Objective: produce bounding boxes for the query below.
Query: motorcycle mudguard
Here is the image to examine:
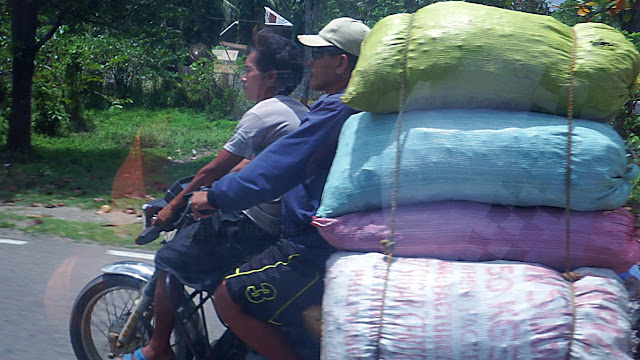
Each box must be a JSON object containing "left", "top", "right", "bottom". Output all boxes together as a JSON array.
[{"left": 101, "top": 261, "right": 155, "bottom": 283}]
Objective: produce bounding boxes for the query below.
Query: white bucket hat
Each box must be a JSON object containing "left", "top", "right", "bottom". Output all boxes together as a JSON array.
[{"left": 297, "top": 17, "right": 370, "bottom": 57}]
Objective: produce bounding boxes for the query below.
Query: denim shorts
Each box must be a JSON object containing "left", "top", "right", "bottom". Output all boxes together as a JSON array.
[{"left": 155, "top": 210, "right": 279, "bottom": 291}]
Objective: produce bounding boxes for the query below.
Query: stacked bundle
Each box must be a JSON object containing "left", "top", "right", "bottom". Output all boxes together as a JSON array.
[
  {"left": 312, "top": 110, "right": 640, "bottom": 272},
  {"left": 322, "top": 252, "right": 631, "bottom": 358},
  {"left": 313, "top": 2, "right": 640, "bottom": 357}
]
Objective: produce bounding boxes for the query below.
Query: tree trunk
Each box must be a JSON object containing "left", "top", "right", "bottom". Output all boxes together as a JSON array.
[
  {"left": 6, "top": 0, "right": 39, "bottom": 152},
  {"left": 622, "top": 9, "right": 640, "bottom": 33},
  {"left": 299, "top": 0, "right": 317, "bottom": 106},
  {"left": 237, "top": 0, "right": 265, "bottom": 46},
  {"left": 66, "top": 55, "right": 87, "bottom": 132}
]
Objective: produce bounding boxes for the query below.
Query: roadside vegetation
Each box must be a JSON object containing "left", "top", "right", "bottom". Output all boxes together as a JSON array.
[
  {"left": 0, "top": 108, "right": 238, "bottom": 245},
  {"left": 3, "top": 0, "right": 640, "bottom": 242},
  {"left": 0, "top": 108, "right": 238, "bottom": 207}
]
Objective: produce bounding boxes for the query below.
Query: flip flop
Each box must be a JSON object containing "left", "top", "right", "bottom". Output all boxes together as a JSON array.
[{"left": 120, "top": 348, "right": 147, "bottom": 360}]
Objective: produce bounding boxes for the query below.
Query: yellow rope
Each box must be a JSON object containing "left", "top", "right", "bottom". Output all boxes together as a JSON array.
[
  {"left": 374, "top": 12, "right": 415, "bottom": 360},
  {"left": 562, "top": 27, "right": 580, "bottom": 360}
]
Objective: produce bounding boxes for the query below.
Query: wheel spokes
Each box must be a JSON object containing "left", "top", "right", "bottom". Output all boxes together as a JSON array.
[{"left": 86, "top": 287, "right": 147, "bottom": 358}]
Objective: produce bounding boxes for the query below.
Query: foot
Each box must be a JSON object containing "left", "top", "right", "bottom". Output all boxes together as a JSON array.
[
  {"left": 116, "top": 348, "right": 146, "bottom": 360},
  {"left": 115, "top": 347, "right": 174, "bottom": 360}
]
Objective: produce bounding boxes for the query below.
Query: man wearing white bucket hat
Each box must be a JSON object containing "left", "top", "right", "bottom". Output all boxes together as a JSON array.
[{"left": 189, "top": 17, "right": 370, "bottom": 360}]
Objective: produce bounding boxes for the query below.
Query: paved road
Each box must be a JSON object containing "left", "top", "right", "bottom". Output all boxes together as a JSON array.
[{"left": 0, "top": 229, "right": 224, "bottom": 360}]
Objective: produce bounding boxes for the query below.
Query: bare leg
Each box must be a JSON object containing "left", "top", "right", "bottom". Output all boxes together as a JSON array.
[
  {"left": 116, "top": 270, "right": 175, "bottom": 360},
  {"left": 213, "top": 281, "right": 302, "bottom": 360}
]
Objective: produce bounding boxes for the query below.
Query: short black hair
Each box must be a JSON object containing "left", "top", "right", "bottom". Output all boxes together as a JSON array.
[{"left": 252, "top": 29, "right": 304, "bottom": 96}]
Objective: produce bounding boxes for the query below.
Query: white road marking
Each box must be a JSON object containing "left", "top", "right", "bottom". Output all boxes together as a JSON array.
[
  {"left": 0, "top": 239, "right": 28, "bottom": 245},
  {"left": 106, "top": 250, "right": 155, "bottom": 260}
]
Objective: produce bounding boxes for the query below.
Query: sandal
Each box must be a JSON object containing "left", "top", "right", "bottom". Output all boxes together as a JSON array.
[{"left": 119, "top": 348, "right": 147, "bottom": 360}]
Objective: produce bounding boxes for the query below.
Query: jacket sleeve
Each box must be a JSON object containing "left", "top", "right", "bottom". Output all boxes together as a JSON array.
[{"left": 207, "top": 96, "right": 353, "bottom": 211}]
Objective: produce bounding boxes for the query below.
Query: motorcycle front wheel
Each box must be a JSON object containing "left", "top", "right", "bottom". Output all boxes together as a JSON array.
[{"left": 69, "top": 273, "right": 196, "bottom": 360}]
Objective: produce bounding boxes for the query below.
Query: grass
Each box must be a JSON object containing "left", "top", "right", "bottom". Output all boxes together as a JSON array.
[
  {"left": 0, "top": 207, "right": 165, "bottom": 249},
  {"left": 0, "top": 212, "right": 21, "bottom": 228},
  {"left": 0, "top": 107, "right": 238, "bottom": 244},
  {"left": 627, "top": 178, "right": 640, "bottom": 223},
  {"left": 0, "top": 108, "right": 237, "bottom": 209},
  {"left": 22, "top": 218, "right": 157, "bottom": 249}
]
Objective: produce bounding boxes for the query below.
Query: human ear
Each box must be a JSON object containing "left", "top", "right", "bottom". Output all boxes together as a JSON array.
[
  {"left": 336, "top": 54, "right": 349, "bottom": 75},
  {"left": 263, "top": 69, "right": 277, "bottom": 81},
  {"left": 261, "top": 70, "right": 278, "bottom": 89}
]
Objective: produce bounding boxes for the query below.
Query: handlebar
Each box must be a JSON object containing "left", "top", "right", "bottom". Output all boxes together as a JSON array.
[
  {"left": 135, "top": 225, "right": 162, "bottom": 245},
  {"left": 135, "top": 188, "right": 214, "bottom": 245}
]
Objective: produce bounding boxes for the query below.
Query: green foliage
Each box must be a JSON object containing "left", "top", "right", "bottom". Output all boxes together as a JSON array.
[
  {"left": 32, "top": 74, "right": 70, "bottom": 136},
  {"left": 316, "top": 0, "right": 549, "bottom": 28},
  {"left": 237, "top": 0, "right": 268, "bottom": 44},
  {"left": 29, "top": 23, "right": 253, "bottom": 121},
  {"left": 550, "top": 0, "right": 583, "bottom": 25},
  {"left": 0, "top": 108, "right": 236, "bottom": 208},
  {"left": 5, "top": 0, "right": 228, "bottom": 150},
  {"left": 76, "top": 34, "right": 185, "bottom": 109},
  {"left": 27, "top": 26, "right": 247, "bottom": 133},
  {"left": 182, "top": 57, "right": 225, "bottom": 111},
  {"left": 46, "top": 0, "right": 226, "bottom": 49},
  {"left": 317, "top": 0, "right": 424, "bottom": 28},
  {"left": 182, "top": 55, "right": 253, "bottom": 118},
  {"left": 499, "top": 0, "right": 550, "bottom": 14},
  {"left": 551, "top": 0, "right": 639, "bottom": 31},
  {"left": 0, "top": 2, "right": 10, "bottom": 142},
  {"left": 610, "top": 31, "right": 640, "bottom": 144}
]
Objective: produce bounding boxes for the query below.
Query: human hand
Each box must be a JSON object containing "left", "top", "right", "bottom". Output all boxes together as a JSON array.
[
  {"left": 152, "top": 204, "right": 178, "bottom": 230},
  {"left": 190, "top": 191, "right": 216, "bottom": 220}
]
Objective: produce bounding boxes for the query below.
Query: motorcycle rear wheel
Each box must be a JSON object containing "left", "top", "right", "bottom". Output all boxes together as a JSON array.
[{"left": 69, "top": 273, "right": 196, "bottom": 360}]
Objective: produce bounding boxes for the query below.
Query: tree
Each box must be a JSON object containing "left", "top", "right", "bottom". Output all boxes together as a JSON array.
[
  {"left": 236, "top": 0, "right": 268, "bottom": 45},
  {"left": 6, "top": 0, "right": 64, "bottom": 151},
  {"left": 299, "top": 0, "right": 318, "bottom": 105},
  {"left": 317, "top": 0, "right": 549, "bottom": 27},
  {"left": 4, "top": 0, "right": 225, "bottom": 152},
  {"left": 510, "top": 0, "right": 550, "bottom": 14},
  {"left": 552, "top": 0, "right": 640, "bottom": 30},
  {"left": 0, "top": 4, "right": 10, "bottom": 134}
]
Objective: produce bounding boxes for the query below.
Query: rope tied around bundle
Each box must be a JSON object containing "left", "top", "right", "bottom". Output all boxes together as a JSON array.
[
  {"left": 561, "top": 26, "right": 580, "bottom": 360},
  {"left": 374, "top": 12, "right": 415, "bottom": 360}
]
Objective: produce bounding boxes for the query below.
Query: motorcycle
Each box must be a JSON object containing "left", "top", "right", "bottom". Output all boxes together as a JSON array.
[
  {"left": 68, "top": 177, "right": 320, "bottom": 360},
  {"left": 69, "top": 176, "right": 640, "bottom": 359}
]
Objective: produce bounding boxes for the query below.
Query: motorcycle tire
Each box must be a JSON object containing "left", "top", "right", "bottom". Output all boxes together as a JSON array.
[{"left": 69, "top": 273, "right": 199, "bottom": 360}]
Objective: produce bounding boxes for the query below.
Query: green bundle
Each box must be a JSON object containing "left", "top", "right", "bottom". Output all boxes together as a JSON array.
[{"left": 342, "top": 1, "right": 640, "bottom": 121}]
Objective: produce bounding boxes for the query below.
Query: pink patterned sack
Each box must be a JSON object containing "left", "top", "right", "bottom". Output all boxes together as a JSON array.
[
  {"left": 312, "top": 201, "right": 640, "bottom": 273},
  {"left": 322, "top": 252, "right": 632, "bottom": 359}
]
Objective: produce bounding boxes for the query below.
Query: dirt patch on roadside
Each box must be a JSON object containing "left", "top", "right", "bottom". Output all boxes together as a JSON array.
[{"left": 1, "top": 204, "right": 143, "bottom": 226}]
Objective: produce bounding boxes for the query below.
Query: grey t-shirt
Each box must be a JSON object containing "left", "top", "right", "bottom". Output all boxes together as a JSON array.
[{"left": 223, "top": 95, "right": 308, "bottom": 234}]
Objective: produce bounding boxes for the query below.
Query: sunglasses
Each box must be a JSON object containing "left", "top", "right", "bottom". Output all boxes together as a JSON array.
[{"left": 310, "top": 46, "right": 345, "bottom": 60}]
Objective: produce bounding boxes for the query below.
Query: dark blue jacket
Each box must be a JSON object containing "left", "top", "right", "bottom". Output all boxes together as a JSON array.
[{"left": 207, "top": 91, "right": 359, "bottom": 249}]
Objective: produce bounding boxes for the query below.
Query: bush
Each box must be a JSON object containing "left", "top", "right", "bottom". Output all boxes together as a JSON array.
[
  {"left": 23, "top": 26, "right": 251, "bottom": 138},
  {"left": 32, "top": 80, "right": 70, "bottom": 136},
  {"left": 179, "top": 55, "right": 252, "bottom": 119}
]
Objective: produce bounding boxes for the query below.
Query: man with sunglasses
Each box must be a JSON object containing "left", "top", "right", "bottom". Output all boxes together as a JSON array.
[{"left": 190, "top": 17, "right": 370, "bottom": 360}]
